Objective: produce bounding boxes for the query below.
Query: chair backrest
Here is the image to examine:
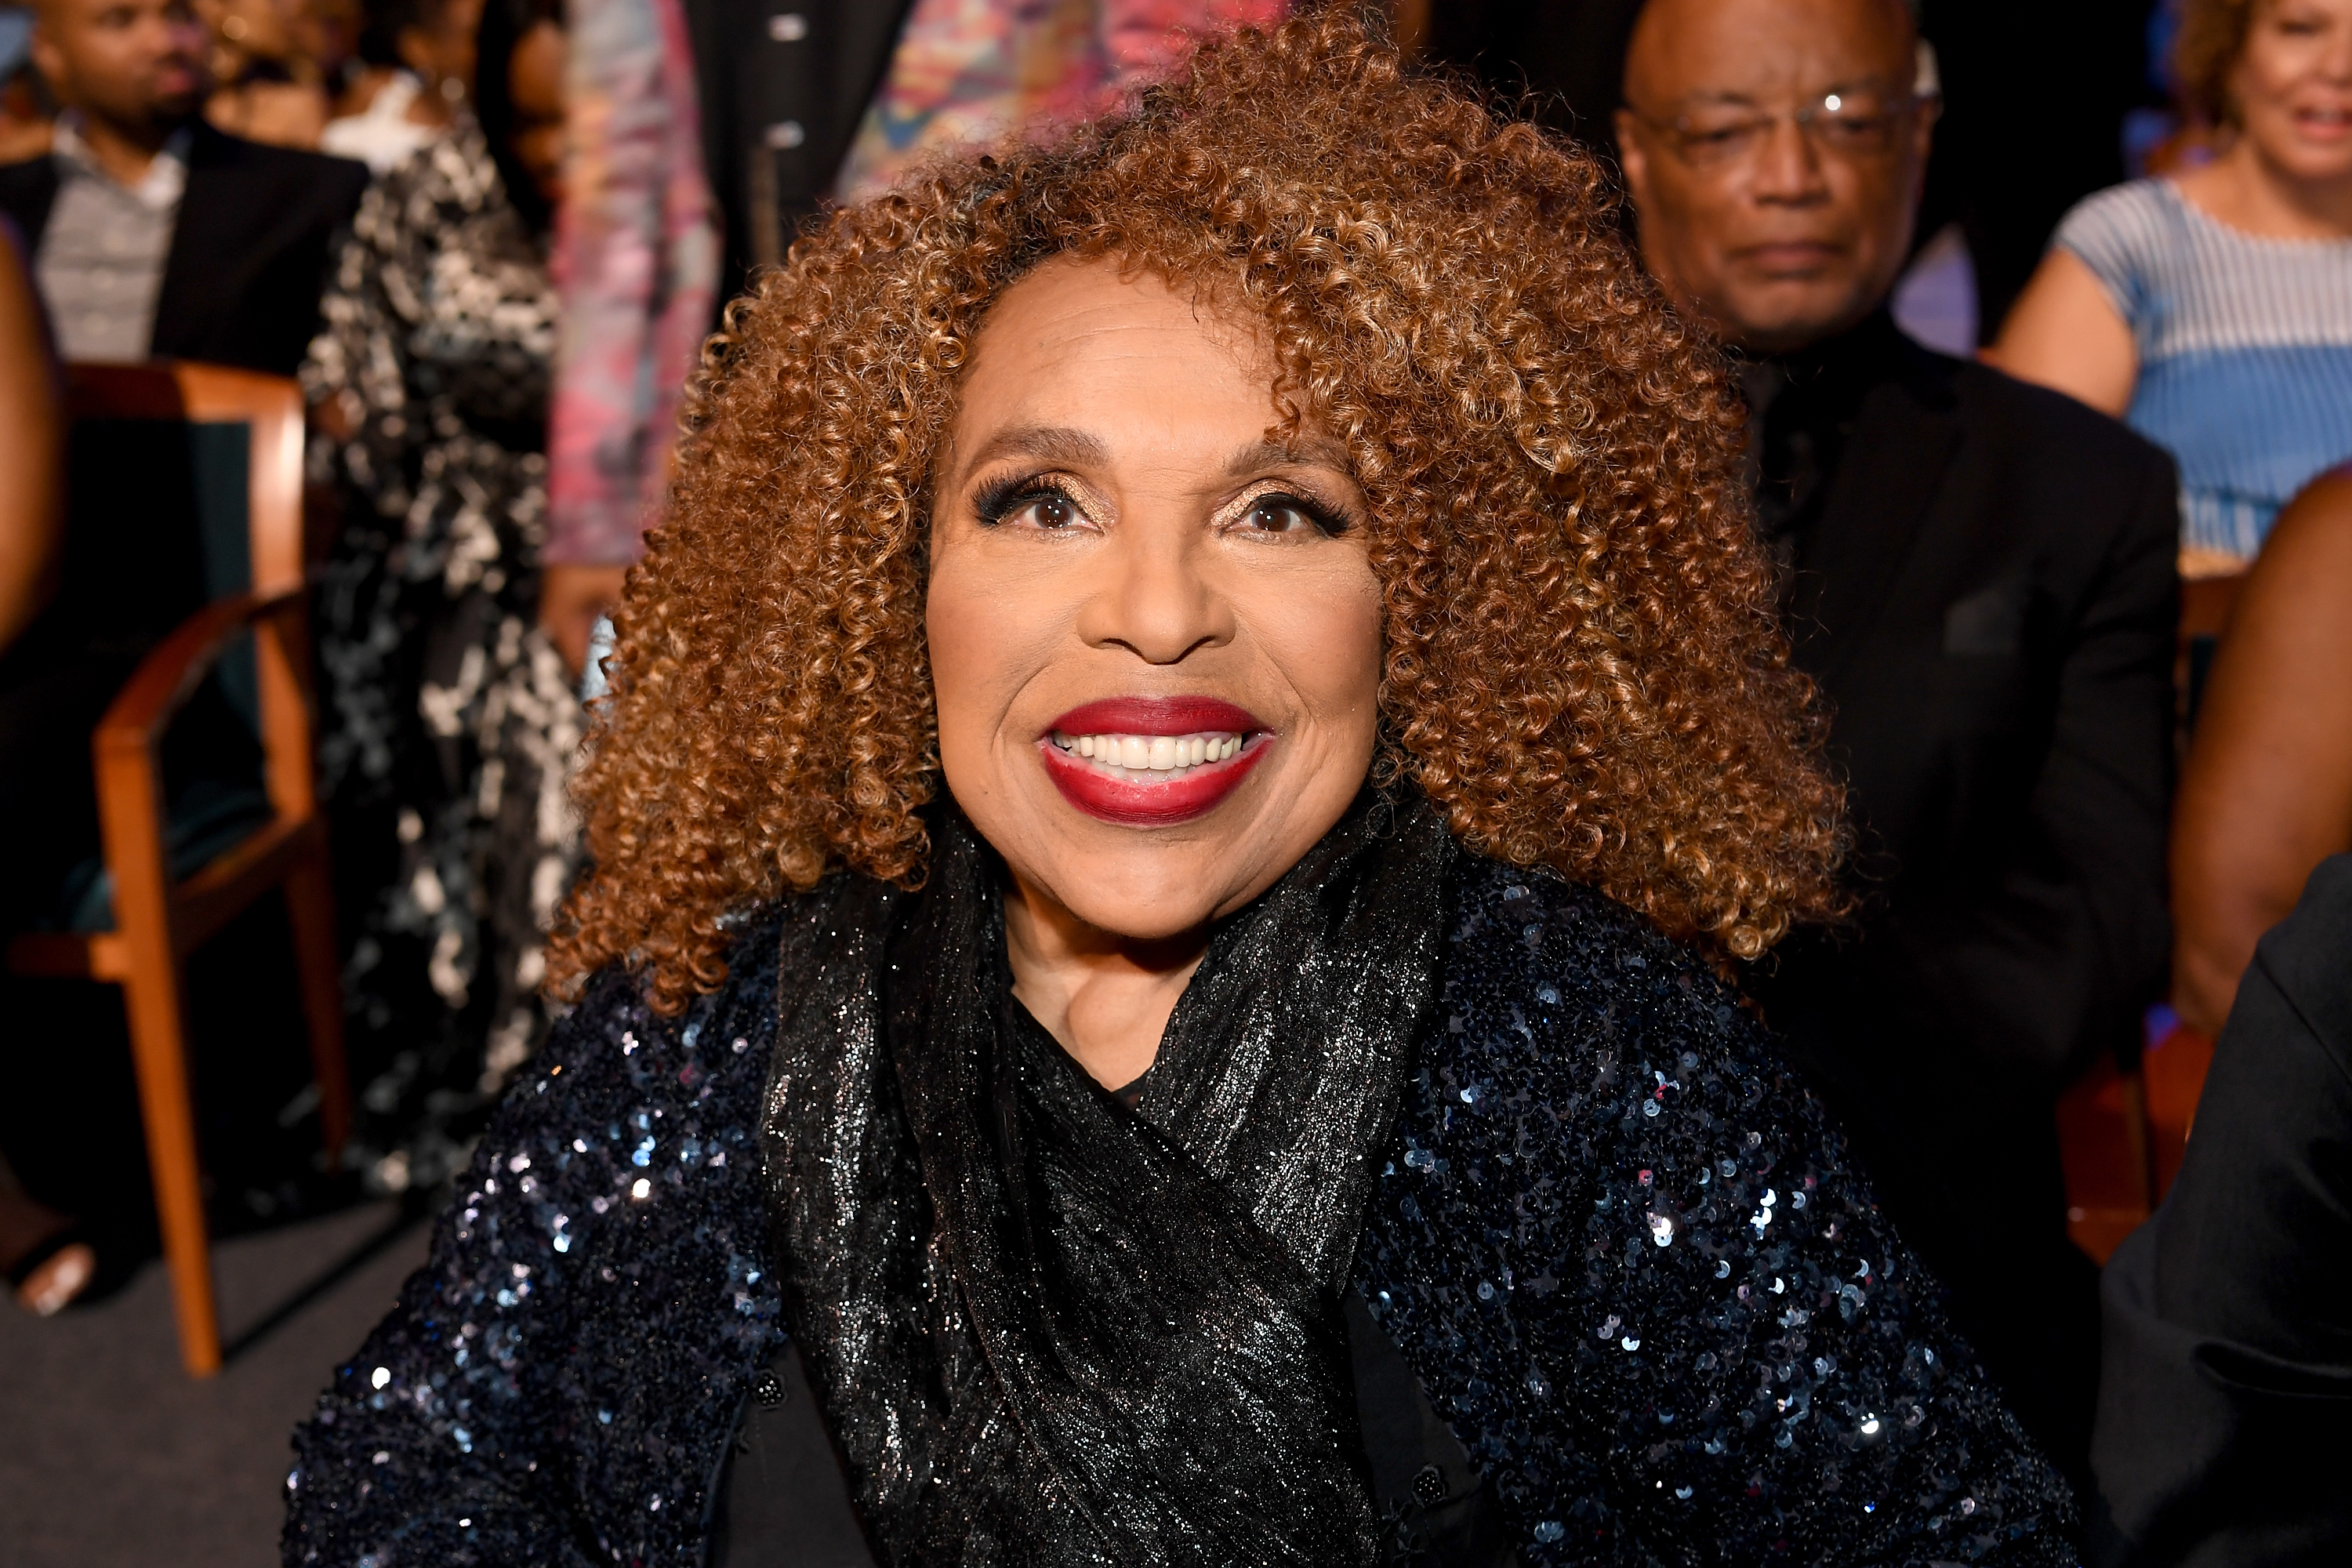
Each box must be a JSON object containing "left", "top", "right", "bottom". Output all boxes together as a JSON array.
[
  {"left": 60, "top": 362, "right": 313, "bottom": 831},
  {"left": 64, "top": 361, "right": 306, "bottom": 597},
  {"left": 61, "top": 363, "right": 306, "bottom": 731}
]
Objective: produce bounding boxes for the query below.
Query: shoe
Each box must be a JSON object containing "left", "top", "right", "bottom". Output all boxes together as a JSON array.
[{"left": 5, "top": 1223, "right": 96, "bottom": 1316}]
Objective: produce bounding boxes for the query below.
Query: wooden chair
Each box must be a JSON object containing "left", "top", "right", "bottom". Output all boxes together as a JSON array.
[{"left": 3, "top": 362, "right": 349, "bottom": 1376}]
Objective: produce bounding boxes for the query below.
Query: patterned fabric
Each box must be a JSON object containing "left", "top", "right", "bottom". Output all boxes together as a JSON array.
[
  {"left": 318, "top": 72, "right": 441, "bottom": 176},
  {"left": 304, "top": 122, "right": 585, "bottom": 1195},
  {"left": 34, "top": 116, "right": 187, "bottom": 361},
  {"left": 2055, "top": 179, "right": 2352, "bottom": 565},
  {"left": 283, "top": 849, "right": 2078, "bottom": 1567},
  {"left": 543, "top": 0, "right": 718, "bottom": 566},
  {"left": 834, "top": 0, "right": 1286, "bottom": 200},
  {"left": 543, "top": 0, "right": 1287, "bottom": 566}
]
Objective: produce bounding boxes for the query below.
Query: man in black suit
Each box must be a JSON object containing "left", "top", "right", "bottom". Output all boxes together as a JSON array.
[
  {"left": 0, "top": 0, "right": 365, "bottom": 376},
  {"left": 1614, "top": 0, "right": 2176, "bottom": 1475}
]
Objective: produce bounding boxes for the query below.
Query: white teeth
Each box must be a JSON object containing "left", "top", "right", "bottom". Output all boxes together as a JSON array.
[{"left": 1051, "top": 730, "right": 1247, "bottom": 775}]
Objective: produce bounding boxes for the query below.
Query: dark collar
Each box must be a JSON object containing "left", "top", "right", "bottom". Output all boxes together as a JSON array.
[{"left": 1743, "top": 309, "right": 1965, "bottom": 684}]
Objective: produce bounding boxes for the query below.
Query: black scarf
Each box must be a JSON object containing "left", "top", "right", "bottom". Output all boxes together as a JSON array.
[{"left": 757, "top": 793, "right": 1456, "bottom": 1565}]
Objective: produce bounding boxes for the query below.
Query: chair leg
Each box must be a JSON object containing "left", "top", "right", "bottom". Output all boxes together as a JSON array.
[
  {"left": 115, "top": 958, "right": 222, "bottom": 1377},
  {"left": 281, "top": 840, "right": 350, "bottom": 1166}
]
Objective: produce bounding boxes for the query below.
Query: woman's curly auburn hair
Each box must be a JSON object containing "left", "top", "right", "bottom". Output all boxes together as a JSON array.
[{"left": 547, "top": 10, "right": 1847, "bottom": 1013}]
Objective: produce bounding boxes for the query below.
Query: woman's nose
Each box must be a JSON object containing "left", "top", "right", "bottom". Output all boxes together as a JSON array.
[{"left": 1078, "top": 514, "right": 1232, "bottom": 665}]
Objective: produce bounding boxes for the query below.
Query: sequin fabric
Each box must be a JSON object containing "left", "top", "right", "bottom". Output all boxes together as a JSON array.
[
  {"left": 1355, "top": 868, "right": 2080, "bottom": 1565},
  {"left": 285, "top": 845, "right": 2077, "bottom": 1567},
  {"left": 281, "top": 914, "right": 789, "bottom": 1567}
]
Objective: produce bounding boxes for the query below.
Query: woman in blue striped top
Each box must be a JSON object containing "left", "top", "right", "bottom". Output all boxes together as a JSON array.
[{"left": 1991, "top": 0, "right": 2352, "bottom": 574}]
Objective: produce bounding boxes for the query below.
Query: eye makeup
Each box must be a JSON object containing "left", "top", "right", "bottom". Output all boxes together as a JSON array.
[
  {"left": 1223, "top": 483, "right": 1353, "bottom": 538},
  {"left": 971, "top": 472, "right": 1087, "bottom": 528},
  {"left": 965, "top": 470, "right": 1361, "bottom": 536}
]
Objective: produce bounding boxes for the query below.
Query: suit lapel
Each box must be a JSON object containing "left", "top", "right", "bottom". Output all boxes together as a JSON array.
[
  {"left": 151, "top": 127, "right": 273, "bottom": 361},
  {"left": 1789, "top": 379, "right": 1964, "bottom": 688},
  {"left": 0, "top": 155, "right": 62, "bottom": 252}
]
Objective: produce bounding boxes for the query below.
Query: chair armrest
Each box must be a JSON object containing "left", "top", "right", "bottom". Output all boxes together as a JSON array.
[{"left": 92, "top": 587, "right": 304, "bottom": 764}]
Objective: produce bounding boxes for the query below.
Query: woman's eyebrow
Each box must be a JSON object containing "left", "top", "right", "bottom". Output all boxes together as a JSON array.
[
  {"left": 959, "top": 425, "right": 1111, "bottom": 474},
  {"left": 1223, "top": 436, "right": 1351, "bottom": 476}
]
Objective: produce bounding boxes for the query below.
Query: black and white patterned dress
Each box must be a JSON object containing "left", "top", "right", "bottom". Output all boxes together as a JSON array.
[{"left": 304, "top": 119, "right": 582, "bottom": 1194}]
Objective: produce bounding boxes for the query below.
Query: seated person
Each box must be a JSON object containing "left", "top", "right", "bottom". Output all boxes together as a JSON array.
[
  {"left": 2169, "top": 464, "right": 2352, "bottom": 1037},
  {"left": 1987, "top": 0, "right": 2352, "bottom": 576},
  {"left": 314, "top": 0, "right": 477, "bottom": 175},
  {"left": 1613, "top": 0, "right": 2178, "bottom": 1472},
  {"left": 2090, "top": 852, "right": 2352, "bottom": 1566},
  {"left": 195, "top": 0, "right": 328, "bottom": 148},
  {"left": 0, "top": 0, "right": 365, "bottom": 374},
  {"left": 0, "top": 212, "right": 95, "bottom": 1317},
  {"left": 284, "top": 17, "right": 2079, "bottom": 1566}
]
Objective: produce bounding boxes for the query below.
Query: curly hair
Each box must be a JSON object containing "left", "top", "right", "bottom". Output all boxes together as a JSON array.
[
  {"left": 2174, "top": 0, "right": 2261, "bottom": 127},
  {"left": 547, "top": 10, "right": 1848, "bottom": 1013}
]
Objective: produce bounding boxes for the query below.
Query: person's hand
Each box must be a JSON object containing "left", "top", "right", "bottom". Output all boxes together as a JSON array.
[{"left": 539, "top": 562, "right": 630, "bottom": 677}]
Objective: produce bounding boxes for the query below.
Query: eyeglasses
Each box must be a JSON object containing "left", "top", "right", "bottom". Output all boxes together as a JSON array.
[{"left": 1628, "top": 91, "right": 1927, "bottom": 171}]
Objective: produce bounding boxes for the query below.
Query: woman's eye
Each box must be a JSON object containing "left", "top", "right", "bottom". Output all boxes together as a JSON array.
[
  {"left": 978, "top": 483, "right": 1085, "bottom": 530},
  {"left": 1242, "top": 494, "right": 1336, "bottom": 534},
  {"left": 1012, "top": 492, "right": 1077, "bottom": 528}
]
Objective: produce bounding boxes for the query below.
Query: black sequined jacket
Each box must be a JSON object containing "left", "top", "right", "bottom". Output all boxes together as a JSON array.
[{"left": 283, "top": 855, "right": 2078, "bottom": 1566}]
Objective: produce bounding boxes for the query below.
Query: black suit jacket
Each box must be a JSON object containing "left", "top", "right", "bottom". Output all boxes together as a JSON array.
[
  {"left": 1746, "top": 313, "right": 2179, "bottom": 1472},
  {"left": 0, "top": 122, "right": 368, "bottom": 376},
  {"left": 682, "top": 0, "right": 916, "bottom": 308}
]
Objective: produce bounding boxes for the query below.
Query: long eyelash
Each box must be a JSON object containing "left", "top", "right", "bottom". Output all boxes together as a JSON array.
[
  {"left": 1262, "top": 490, "right": 1353, "bottom": 537},
  {"left": 971, "top": 473, "right": 1076, "bottom": 525}
]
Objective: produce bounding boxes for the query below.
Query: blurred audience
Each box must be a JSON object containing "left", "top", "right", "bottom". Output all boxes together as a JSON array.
[
  {"left": 317, "top": 0, "right": 480, "bottom": 173},
  {"left": 2089, "top": 851, "right": 2352, "bottom": 1566},
  {"left": 195, "top": 0, "right": 325, "bottom": 146},
  {"left": 0, "top": 0, "right": 365, "bottom": 374},
  {"left": 0, "top": 215, "right": 94, "bottom": 1316},
  {"left": 538, "top": 0, "right": 1287, "bottom": 674},
  {"left": 1615, "top": 0, "right": 2178, "bottom": 1471},
  {"left": 1, "top": 5, "right": 54, "bottom": 160},
  {"left": 0, "top": 217, "right": 54, "bottom": 657},
  {"left": 1419, "top": 1, "right": 2161, "bottom": 346},
  {"left": 296, "top": 0, "right": 359, "bottom": 102},
  {"left": 305, "top": 0, "right": 572, "bottom": 1193},
  {"left": 2169, "top": 463, "right": 2352, "bottom": 1036},
  {"left": 1991, "top": 0, "right": 2352, "bottom": 575}
]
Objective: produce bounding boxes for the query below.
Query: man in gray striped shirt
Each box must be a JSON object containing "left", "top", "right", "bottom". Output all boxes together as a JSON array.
[
  {"left": 20, "top": 0, "right": 204, "bottom": 361},
  {"left": 2, "top": 0, "right": 366, "bottom": 376}
]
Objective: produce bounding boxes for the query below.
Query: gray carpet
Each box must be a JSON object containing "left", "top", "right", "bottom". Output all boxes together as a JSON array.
[{"left": 0, "top": 1201, "right": 432, "bottom": 1567}]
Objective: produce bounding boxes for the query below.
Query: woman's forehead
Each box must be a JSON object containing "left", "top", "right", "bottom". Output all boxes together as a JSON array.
[
  {"left": 971, "top": 256, "right": 1267, "bottom": 372},
  {"left": 948, "top": 258, "right": 1305, "bottom": 475}
]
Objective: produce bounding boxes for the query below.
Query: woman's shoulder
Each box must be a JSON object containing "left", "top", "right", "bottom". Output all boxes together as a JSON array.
[
  {"left": 1441, "top": 854, "right": 1752, "bottom": 1058},
  {"left": 2054, "top": 178, "right": 2182, "bottom": 249},
  {"left": 2051, "top": 179, "right": 2187, "bottom": 303},
  {"left": 1374, "top": 857, "right": 2081, "bottom": 1562}
]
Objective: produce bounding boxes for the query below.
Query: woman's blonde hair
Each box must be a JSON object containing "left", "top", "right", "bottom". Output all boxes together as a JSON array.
[{"left": 546, "top": 11, "right": 1847, "bottom": 1013}]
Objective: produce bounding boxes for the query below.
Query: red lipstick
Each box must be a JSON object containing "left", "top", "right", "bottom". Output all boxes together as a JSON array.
[{"left": 1037, "top": 696, "right": 1271, "bottom": 826}]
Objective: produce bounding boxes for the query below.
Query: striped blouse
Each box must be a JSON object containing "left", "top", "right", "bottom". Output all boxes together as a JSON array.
[{"left": 2054, "top": 178, "right": 2352, "bottom": 565}]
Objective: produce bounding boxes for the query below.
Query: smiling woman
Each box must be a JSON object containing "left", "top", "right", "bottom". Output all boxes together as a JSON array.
[{"left": 285, "top": 13, "right": 2081, "bottom": 1568}]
